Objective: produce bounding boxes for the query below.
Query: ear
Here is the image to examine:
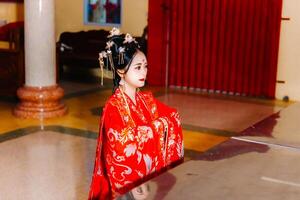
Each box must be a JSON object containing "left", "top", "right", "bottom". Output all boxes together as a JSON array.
[{"left": 117, "top": 69, "right": 125, "bottom": 77}]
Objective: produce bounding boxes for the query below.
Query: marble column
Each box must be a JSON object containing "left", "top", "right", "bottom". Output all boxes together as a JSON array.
[{"left": 13, "top": 0, "right": 67, "bottom": 119}]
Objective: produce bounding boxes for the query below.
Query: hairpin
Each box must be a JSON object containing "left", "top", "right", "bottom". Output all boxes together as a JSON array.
[
  {"left": 123, "top": 33, "right": 136, "bottom": 44},
  {"left": 108, "top": 27, "right": 121, "bottom": 38},
  {"left": 118, "top": 47, "right": 125, "bottom": 65},
  {"left": 98, "top": 52, "right": 106, "bottom": 86},
  {"left": 105, "top": 41, "right": 114, "bottom": 49},
  {"left": 106, "top": 49, "right": 115, "bottom": 79}
]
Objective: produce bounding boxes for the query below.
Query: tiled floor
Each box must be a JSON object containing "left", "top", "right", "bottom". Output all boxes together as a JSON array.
[
  {"left": 156, "top": 92, "right": 283, "bottom": 133},
  {"left": 125, "top": 139, "right": 300, "bottom": 200},
  {"left": 0, "top": 131, "right": 94, "bottom": 200},
  {"left": 237, "top": 103, "right": 300, "bottom": 149},
  {"left": 0, "top": 80, "right": 295, "bottom": 199}
]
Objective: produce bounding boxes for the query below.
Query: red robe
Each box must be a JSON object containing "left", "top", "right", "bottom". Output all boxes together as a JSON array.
[{"left": 88, "top": 88, "right": 184, "bottom": 199}]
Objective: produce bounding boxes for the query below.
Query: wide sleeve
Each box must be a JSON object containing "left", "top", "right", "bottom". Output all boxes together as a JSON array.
[
  {"left": 140, "top": 91, "right": 184, "bottom": 165},
  {"left": 153, "top": 96, "right": 184, "bottom": 166},
  {"left": 88, "top": 105, "right": 112, "bottom": 200}
]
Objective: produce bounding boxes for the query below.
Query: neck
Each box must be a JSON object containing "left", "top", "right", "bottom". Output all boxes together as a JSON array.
[{"left": 122, "top": 84, "right": 137, "bottom": 104}]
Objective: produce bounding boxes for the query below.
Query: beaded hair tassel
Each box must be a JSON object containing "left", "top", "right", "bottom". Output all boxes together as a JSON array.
[{"left": 98, "top": 52, "right": 105, "bottom": 86}]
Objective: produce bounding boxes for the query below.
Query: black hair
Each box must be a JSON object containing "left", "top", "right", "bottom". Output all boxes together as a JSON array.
[{"left": 106, "top": 34, "right": 140, "bottom": 92}]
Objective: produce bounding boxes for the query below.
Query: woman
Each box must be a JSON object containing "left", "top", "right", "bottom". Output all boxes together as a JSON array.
[{"left": 89, "top": 28, "right": 184, "bottom": 200}]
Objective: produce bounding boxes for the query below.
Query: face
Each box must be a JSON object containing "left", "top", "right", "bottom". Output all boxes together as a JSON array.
[{"left": 122, "top": 50, "right": 148, "bottom": 89}]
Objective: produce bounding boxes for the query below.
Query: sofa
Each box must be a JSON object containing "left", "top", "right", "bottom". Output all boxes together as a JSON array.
[
  {"left": 56, "top": 29, "right": 147, "bottom": 78},
  {"left": 56, "top": 29, "right": 109, "bottom": 77},
  {"left": 0, "top": 21, "right": 25, "bottom": 97}
]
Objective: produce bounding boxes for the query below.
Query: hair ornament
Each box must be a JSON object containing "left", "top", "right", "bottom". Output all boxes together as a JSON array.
[
  {"left": 106, "top": 41, "right": 114, "bottom": 49},
  {"left": 98, "top": 52, "right": 105, "bottom": 86},
  {"left": 118, "top": 46, "right": 125, "bottom": 53},
  {"left": 100, "top": 50, "right": 108, "bottom": 67},
  {"left": 118, "top": 46, "right": 125, "bottom": 65},
  {"left": 98, "top": 27, "right": 140, "bottom": 87},
  {"left": 106, "top": 49, "right": 115, "bottom": 79},
  {"left": 123, "top": 33, "right": 136, "bottom": 44},
  {"left": 99, "top": 51, "right": 107, "bottom": 58},
  {"left": 108, "top": 27, "right": 121, "bottom": 38}
]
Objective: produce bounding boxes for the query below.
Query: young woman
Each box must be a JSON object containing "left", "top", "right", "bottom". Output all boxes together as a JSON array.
[{"left": 88, "top": 28, "right": 184, "bottom": 200}]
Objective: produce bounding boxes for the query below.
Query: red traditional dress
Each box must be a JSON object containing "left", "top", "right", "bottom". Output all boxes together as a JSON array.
[{"left": 88, "top": 88, "right": 184, "bottom": 200}]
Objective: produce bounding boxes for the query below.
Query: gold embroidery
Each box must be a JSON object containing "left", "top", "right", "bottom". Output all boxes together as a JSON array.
[{"left": 137, "top": 91, "right": 158, "bottom": 120}]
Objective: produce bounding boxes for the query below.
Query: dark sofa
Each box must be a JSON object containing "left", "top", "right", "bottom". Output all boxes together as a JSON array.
[
  {"left": 56, "top": 29, "right": 110, "bottom": 77},
  {"left": 0, "top": 21, "right": 25, "bottom": 97}
]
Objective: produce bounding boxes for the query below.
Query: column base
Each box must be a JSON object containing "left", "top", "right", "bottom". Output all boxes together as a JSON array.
[{"left": 13, "top": 85, "right": 68, "bottom": 119}]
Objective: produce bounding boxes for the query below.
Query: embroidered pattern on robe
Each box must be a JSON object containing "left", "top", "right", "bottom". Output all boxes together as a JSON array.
[{"left": 88, "top": 88, "right": 184, "bottom": 200}]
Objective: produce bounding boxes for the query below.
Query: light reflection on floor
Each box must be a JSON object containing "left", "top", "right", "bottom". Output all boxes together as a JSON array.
[
  {"left": 0, "top": 131, "right": 94, "bottom": 200},
  {"left": 122, "top": 139, "right": 300, "bottom": 200}
]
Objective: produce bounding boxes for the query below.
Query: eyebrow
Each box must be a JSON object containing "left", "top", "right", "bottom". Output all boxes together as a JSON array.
[{"left": 134, "top": 62, "right": 147, "bottom": 66}]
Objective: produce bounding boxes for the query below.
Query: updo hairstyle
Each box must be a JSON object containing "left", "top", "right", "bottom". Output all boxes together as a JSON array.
[{"left": 102, "top": 29, "right": 140, "bottom": 92}]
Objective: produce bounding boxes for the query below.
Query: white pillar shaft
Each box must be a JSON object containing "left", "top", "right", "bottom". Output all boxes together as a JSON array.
[{"left": 24, "top": 0, "right": 56, "bottom": 87}]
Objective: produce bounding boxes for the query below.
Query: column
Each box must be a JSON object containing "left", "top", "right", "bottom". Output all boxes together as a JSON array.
[{"left": 13, "top": 0, "right": 67, "bottom": 118}]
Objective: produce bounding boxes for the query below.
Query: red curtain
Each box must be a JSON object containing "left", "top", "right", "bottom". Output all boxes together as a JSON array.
[
  {"left": 148, "top": 0, "right": 282, "bottom": 98},
  {"left": 147, "top": 0, "right": 167, "bottom": 86}
]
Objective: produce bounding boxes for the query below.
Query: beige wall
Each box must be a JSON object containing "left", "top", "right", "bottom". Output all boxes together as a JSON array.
[
  {"left": 0, "top": 2, "right": 24, "bottom": 48},
  {"left": 122, "top": 0, "right": 148, "bottom": 36},
  {"left": 276, "top": 0, "right": 300, "bottom": 101},
  {"left": 0, "top": 2, "right": 24, "bottom": 23},
  {"left": 55, "top": 0, "right": 148, "bottom": 40}
]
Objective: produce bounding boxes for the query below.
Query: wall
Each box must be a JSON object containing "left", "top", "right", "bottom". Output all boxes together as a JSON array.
[
  {"left": 0, "top": 2, "right": 24, "bottom": 23},
  {"left": 122, "top": 0, "right": 148, "bottom": 36},
  {"left": 0, "top": 2, "right": 24, "bottom": 48},
  {"left": 55, "top": 0, "right": 148, "bottom": 40},
  {"left": 276, "top": 0, "right": 300, "bottom": 101}
]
